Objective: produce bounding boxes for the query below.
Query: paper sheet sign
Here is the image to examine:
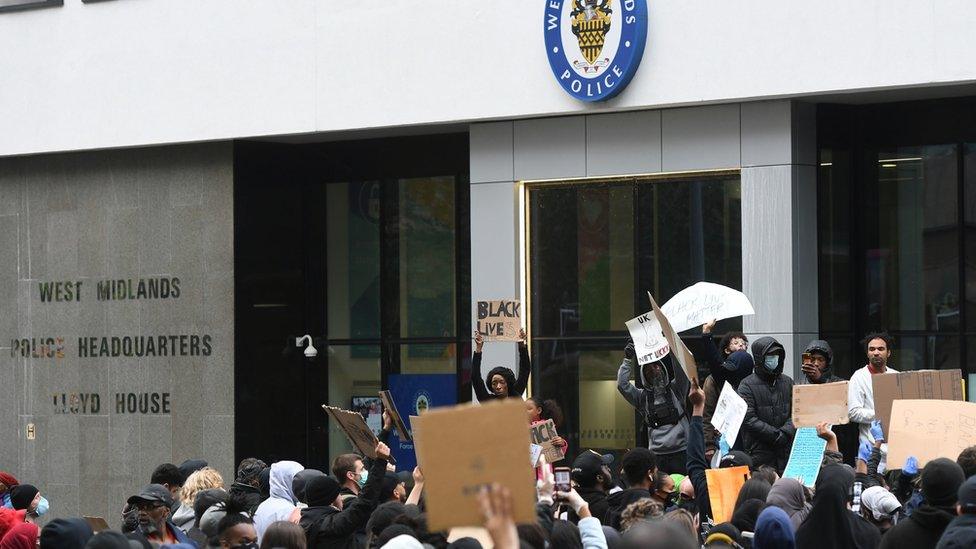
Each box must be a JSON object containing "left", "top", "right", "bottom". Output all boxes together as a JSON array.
[
  {"left": 648, "top": 291, "right": 698, "bottom": 383},
  {"left": 712, "top": 382, "right": 748, "bottom": 446},
  {"left": 322, "top": 405, "right": 396, "bottom": 465},
  {"left": 661, "top": 282, "right": 755, "bottom": 334},
  {"left": 782, "top": 427, "right": 828, "bottom": 488},
  {"left": 379, "top": 390, "right": 412, "bottom": 441},
  {"left": 530, "top": 444, "right": 544, "bottom": 467},
  {"left": 625, "top": 311, "right": 669, "bottom": 365},
  {"left": 415, "top": 399, "right": 536, "bottom": 530},
  {"left": 705, "top": 466, "right": 751, "bottom": 523},
  {"left": 476, "top": 299, "right": 521, "bottom": 342},
  {"left": 872, "top": 369, "right": 963, "bottom": 435},
  {"left": 792, "top": 381, "right": 850, "bottom": 427},
  {"left": 529, "top": 419, "right": 565, "bottom": 463},
  {"left": 886, "top": 399, "right": 976, "bottom": 469}
]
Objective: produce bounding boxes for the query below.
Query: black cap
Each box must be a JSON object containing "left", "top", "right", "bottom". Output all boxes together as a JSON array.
[
  {"left": 720, "top": 451, "right": 754, "bottom": 470},
  {"left": 40, "top": 518, "right": 94, "bottom": 549},
  {"left": 126, "top": 484, "right": 175, "bottom": 508},
  {"left": 958, "top": 475, "right": 976, "bottom": 512},
  {"left": 571, "top": 450, "right": 614, "bottom": 486}
]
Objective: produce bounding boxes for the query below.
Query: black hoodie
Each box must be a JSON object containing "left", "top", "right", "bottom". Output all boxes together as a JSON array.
[
  {"left": 801, "top": 339, "right": 845, "bottom": 385},
  {"left": 879, "top": 505, "right": 955, "bottom": 549},
  {"left": 736, "top": 337, "right": 795, "bottom": 471},
  {"left": 604, "top": 488, "right": 651, "bottom": 530},
  {"left": 471, "top": 343, "right": 531, "bottom": 401}
]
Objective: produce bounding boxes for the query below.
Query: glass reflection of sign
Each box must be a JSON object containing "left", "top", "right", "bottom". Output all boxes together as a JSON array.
[{"left": 0, "top": 0, "right": 62, "bottom": 13}]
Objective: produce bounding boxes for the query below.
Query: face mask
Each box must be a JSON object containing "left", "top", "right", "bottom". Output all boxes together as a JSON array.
[
  {"left": 232, "top": 543, "right": 259, "bottom": 549},
  {"left": 34, "top": 496, "right": 49, "bottom": 516},
  {"left": 357, "top": 470, "right": 368, "bottom": 489},
  {"left": 763, "top": 355, "right": 779, "bottom": 372}
]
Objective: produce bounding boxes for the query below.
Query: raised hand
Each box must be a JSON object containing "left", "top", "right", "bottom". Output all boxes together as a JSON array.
[
  {"left": 473, "top": 330, "right": 484, "bottom": 353},
  {"left": 478, "top": 484, "right": 519, "bottom": 549}
]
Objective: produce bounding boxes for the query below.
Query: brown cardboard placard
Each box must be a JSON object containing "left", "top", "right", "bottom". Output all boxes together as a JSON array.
[
  {"left": 705, "top": 466, "right": 751, "bottom": 523},
  {"left": 872, "top": 369, "right": 963, "bottom": 434},
  {"left": 83, "top": 516, "right": 110, "bottom": 533},
  {"left": 529, "top": 419, "right": 565, "bottom": 463},
  {"left": 379, "top": 390, "right": 412, "bottom": 441},
  {"left": 887, "top": 399, "right": 976, "bottom": 468},
  {"left": 322, "top": 405, "right": 388, "bottom": 463},
  {"left": 476, "top": 299, "right": 522, "bottom": 342},
  {"left": 792, "top": 381, "right": 850, "bottom": 427},
  {"left": 415, "top": 399, "right": 536, "bottom": 530},
  {"left": 648, "top": 291, "right": 697, "bottom": 383}
]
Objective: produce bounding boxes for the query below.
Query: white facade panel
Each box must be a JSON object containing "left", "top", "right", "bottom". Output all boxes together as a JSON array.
[{"left": 2, "top": 1, "right": 976, "bottom": 156}]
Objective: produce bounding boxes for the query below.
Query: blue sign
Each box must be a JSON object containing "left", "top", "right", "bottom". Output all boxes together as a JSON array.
[
  {"left": 388, "top": 374, "right": 457, "bottom": 471},
  {"left": 782, "top": 427, "right": 828, "bottom": 488},
  {"left": 544, "top": 0, "right": 648, "bottom": 102}
]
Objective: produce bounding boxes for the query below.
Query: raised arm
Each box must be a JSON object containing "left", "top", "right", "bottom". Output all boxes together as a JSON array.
[
  {"left": 700, "top": 320, "right": 725, "bottom": 374},
  {"left": 513, "top": 329, "right": 531, "bottom": 396},
  {"left": 686, "top": 383, "right": 713, "bottom": 520},
  {"left": 471, "top": 331, "right": 492, "bottom": 402},
  {"left": 616, "top": 342, "right": 642, "bottom": 409}
]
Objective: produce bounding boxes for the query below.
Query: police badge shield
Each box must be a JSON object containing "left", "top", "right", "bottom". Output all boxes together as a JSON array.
[{"left": 571, "top": 0, "right": 612, "bottom": 66}]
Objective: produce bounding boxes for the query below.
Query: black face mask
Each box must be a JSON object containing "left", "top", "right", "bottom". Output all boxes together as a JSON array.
[{"left": 231, "top": 543, "right": 259, "bottom": 549}]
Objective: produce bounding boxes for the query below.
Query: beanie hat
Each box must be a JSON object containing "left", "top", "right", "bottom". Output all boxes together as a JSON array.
[
  {"left": 304, "top": 476, "right": 342, "bottom": 507},
  {"left": 292, "top": 469, "right": 326, "bottom": 505},
  {"left": 39, "top": 518, "right": 93, "bottom": 549},
  {"left": 921, "top": 457, "right": 966, "bottom": 509},
  {"left": 9, "top": 485, "right": 38, "bottom": 511}
]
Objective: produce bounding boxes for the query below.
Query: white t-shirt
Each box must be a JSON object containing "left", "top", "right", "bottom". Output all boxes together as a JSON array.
[{"left": 848, "top": 364, "right": 898, "bottom": 471}]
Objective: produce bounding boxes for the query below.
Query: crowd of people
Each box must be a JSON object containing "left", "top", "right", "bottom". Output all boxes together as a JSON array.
[{"left": 1, "top": 326, "right": 975, "bottom": 549}]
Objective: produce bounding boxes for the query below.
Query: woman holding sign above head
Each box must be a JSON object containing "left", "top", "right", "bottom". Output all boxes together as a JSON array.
[{"left": 471, "top": 329, "right": 531, "bottom": 401}]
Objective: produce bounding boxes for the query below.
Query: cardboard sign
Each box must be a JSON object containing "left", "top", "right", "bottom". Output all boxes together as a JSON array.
[
  {"left": 782, "top": 427, "right": 828, "bottom": 488},
  {"left": 648, "top": 291, "right": 698, "bottom": 383},
  {"left": 625, "top": 311, "right": 670, "bottom": 365},
  {"left": 705, "top": 465, "right": 751, "bottom": 523},
  {"left": 712, "top": 381, "right": 748, "bottom": 446},
  {"left": 661, "top": 282, "right": 755, "bottom": 334},
  {"left": 792, "top": 381, "right": 850, "bottom": 427},
  {"left": 529, "top": 419, "right": 565, "bottom": 463},
  {"left": 323, "top": 405, "right": 397, "bottom": 465},
  {"left": 83, "top": 516, "right": 110, "bottom": 533},
  {"left": 414, "top": 399, "right": 536, "bottom": 530},
  {"left": 380, "top": 390, "right": 412, "bottom": 441},
  {"left": 410, "top": 415, "right": 425, "bottom": 469},
  {"left": 476, "top": 299, "right": 521, "bottom": 341},
  {"left": 886, "top": 399, "right": 976, "bottom": 468},
  {"left": 872, "top": 369, "right": 963, "bottom": 434}
]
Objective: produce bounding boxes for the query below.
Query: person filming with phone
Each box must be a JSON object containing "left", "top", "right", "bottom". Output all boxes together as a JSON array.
[{"left": 800, "top": 340, "right": 844, "bottom": 385}]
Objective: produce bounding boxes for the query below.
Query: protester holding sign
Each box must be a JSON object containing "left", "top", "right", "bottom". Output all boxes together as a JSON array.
[
  {"left": 618, "top": 340, "right": 690, "bottom": 474},
  {"left": 737, "top": 337, "right": 796, "bottom": 472},
  {"left": 471, "top": 330, "right": 531, "bottom": 402},
  {"left": 848, "top": 332, "right": 898, "bottom": 465},
  {"left": 698, "top": 324, "right": 754, "bottom": 460}
]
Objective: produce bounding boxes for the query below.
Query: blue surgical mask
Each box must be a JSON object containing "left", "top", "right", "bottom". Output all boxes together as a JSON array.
[
  {"left": 763, "top": 355, "right": 779, "bottom": 372},
  {"left": 357, "top": 470, "right": 368, "bottom": 489},
  {"left": 34, "top": 496, "right": 49, "bottom": 516}
]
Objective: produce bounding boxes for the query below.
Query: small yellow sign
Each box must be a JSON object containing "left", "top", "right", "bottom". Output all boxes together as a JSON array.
[{"left": 26, "top": 423, "right": 35, "bottom": 441}]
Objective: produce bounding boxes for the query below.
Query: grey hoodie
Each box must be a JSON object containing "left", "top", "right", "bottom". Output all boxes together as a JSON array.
[
  {"left": 617, "top": 354, "right": 689, "bottom": 455},
  {"left": 253, "top": 460, "right": 304, "bottom": 539}
]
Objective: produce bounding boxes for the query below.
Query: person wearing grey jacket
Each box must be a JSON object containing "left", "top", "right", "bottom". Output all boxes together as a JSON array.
[{"left": 618, "top": 340, "right": 690, "bottom": 474}]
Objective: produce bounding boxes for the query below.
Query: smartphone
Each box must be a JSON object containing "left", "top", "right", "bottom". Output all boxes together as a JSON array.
[
  {"left": 554, "top": 466, "right": 572, "bottom": 493},
  {"left": 801, "top": 353, "right": 812, "bottom": 363}
]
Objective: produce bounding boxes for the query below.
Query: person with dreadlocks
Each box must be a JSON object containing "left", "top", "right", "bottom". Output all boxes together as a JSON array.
[
  {"left": 472, "top": 329, "right": 531, "bottom": 401},
  {"left": 215, "top": 495, "right": 259, "bottom": 549}
]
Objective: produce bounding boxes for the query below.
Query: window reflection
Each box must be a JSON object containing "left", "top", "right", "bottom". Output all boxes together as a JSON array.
[
  {"left": 327, "top": 345, "right": 381, "bottom": 458},
  {"left": 327, "top": 182, "right": 381, "bottom": 340}
]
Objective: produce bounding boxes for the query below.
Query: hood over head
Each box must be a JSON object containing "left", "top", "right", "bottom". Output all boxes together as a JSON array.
[
  {"left": 803, "top": 339, "right": 836, "bottom": 382},
  {"left": 485, "top": 367, "right": 517, "bottom": 397},
  {"left": 268, "top": 461, "right": 304, "bottom": 504},
  {"left": 753, "top": 506, "right": 795, "bottom": 549},
  {"left": 751, "top": 337, "right": 786, "bottom": 380},
  {"left": 291, "top": 469, "right": 325, "bottom": 505}
]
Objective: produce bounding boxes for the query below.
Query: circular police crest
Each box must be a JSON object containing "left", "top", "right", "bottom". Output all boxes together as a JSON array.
[
  {"left": 544, "top": 0, "right": 648, "bottom": 102},
  {"left": 413, "top": 390, "right": 431, "bottom": 415}
]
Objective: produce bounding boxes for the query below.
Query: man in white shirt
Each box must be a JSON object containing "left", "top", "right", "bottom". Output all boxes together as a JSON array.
[{"left": 848, "top": 332, "right": 897, "bottom": 470}]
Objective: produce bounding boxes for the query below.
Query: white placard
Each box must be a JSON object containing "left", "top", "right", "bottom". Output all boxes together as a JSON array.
[
  {"left": 711, "top": 381, "right": 748, "bottom": 447},
  {"left": 625, "top": 311, "right": 670, "bottom": 365},
  {"left": 661, "top": 282, "right": 755, "bottom": 334}
]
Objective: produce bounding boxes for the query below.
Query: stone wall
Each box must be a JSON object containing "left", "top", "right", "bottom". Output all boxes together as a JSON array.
[{"left": 0, "top": 142, "right": 234, "bottom": 524}]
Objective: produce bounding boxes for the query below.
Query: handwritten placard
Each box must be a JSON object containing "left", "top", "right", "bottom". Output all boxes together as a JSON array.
[
  {"left": 872, "top": 369, "right": 963, "bottom": 435},
  {"left": 661, "top": 282, "right": 755, "bottom": 334},
  {"left": 705, "top": 465, "right": 751, "bottom": 523},
  {"left": 712, "top": 381, "right": 748, "bottom": 446},
  {"left": 476, "top": 299, "right": 521, "bottom": 342},
  {"left": 782, "top": 427, "right": 828, "bottom": 488},
  {"left": 529, "top": 419, "right": 565, "bottom": 463},
  {"left": 625, "top": 311, "right": 669, "bottom": 365},
  {"left": 887, "top": 399, "right": 976, "bottom": 469},
  {"left": 792, "top": 381, "right": 850, "bottom": 427},
  {"left": 648, "top": 291, "right": 698, "bottom": 383}
]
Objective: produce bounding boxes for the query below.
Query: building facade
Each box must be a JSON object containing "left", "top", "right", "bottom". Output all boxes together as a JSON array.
[{"left": 2, "top": 0, "right": 975, "bottom": 523}]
